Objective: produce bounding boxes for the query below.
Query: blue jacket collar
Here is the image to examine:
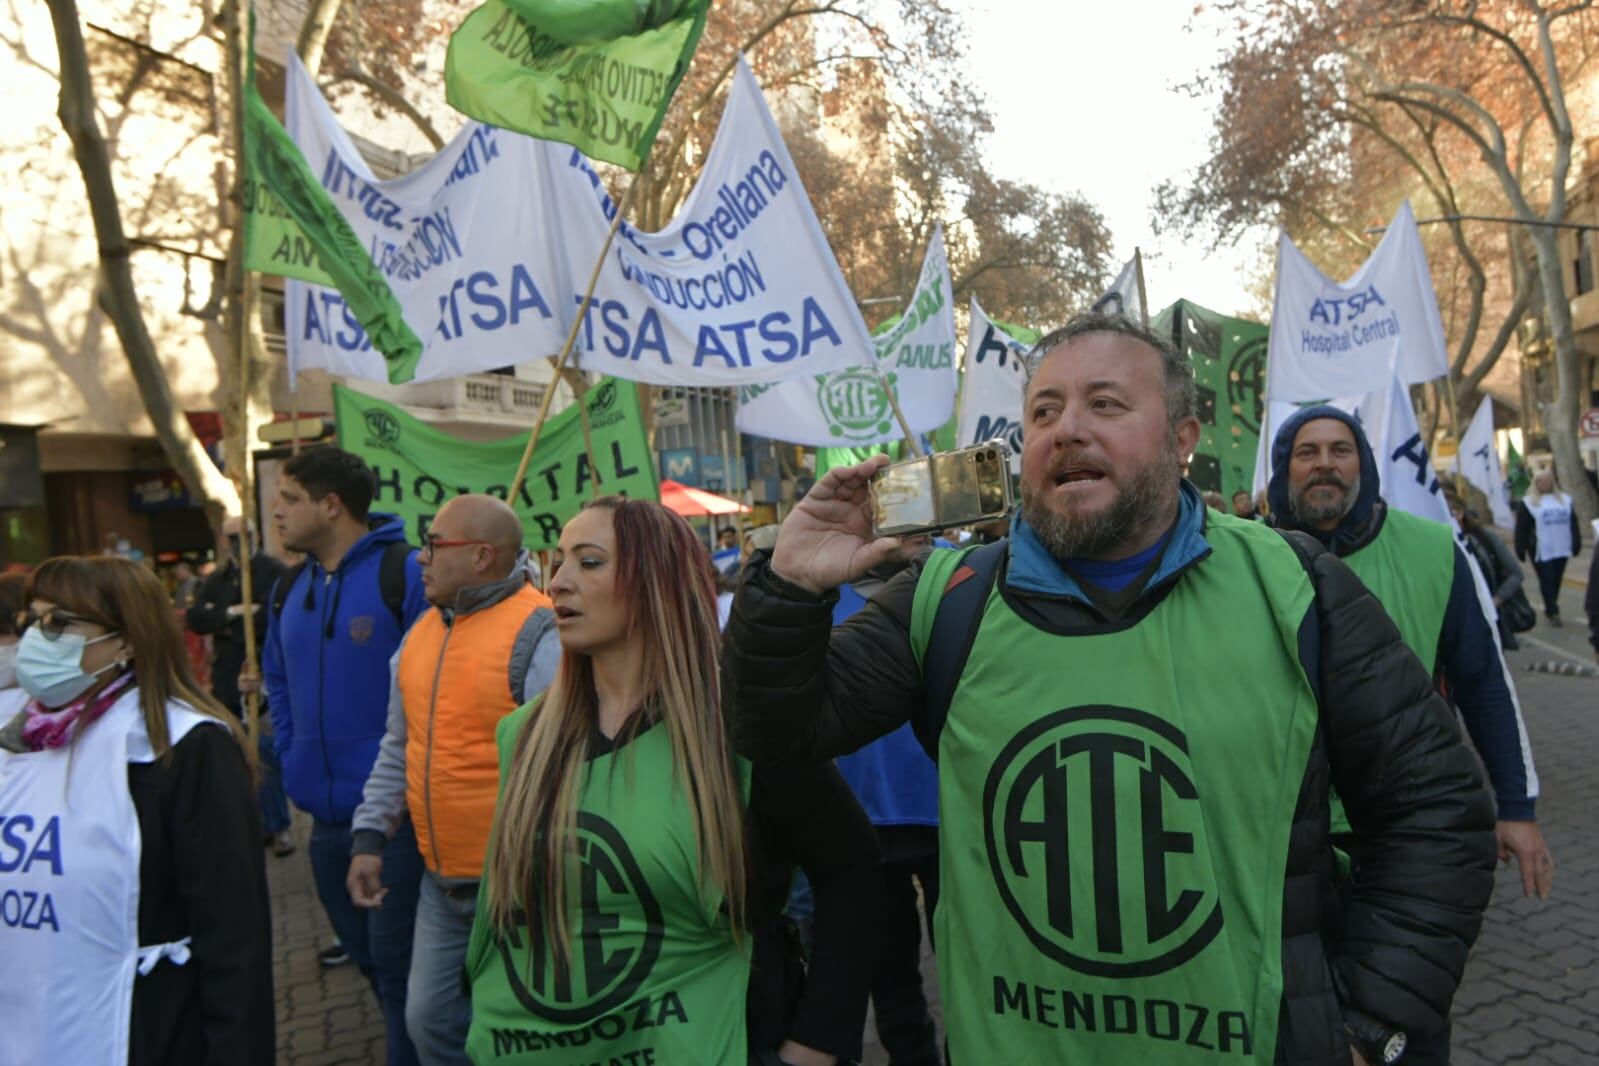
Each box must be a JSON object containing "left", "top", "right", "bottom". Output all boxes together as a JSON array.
[{"left": 1005, "top": 481, "right": 1212, "bottom": 603}]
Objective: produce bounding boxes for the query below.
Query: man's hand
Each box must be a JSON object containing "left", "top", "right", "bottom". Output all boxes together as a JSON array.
[
  {"left": 775, "top": 1040, "right": 836, "bottom": 1066},
  {"left": 770, "top": 454, "right": 903, "bottom": 595},
  {"left": 1496, "top": 819, "right": 1556, "bottom": 899},
  {"left": 347, "top": 855, "right": 387, "bottom": 909},
  {"left": 237, "top": 666, "right": 262, "bottom": 696},
  {"left": 1350, "top": 1049, "right": 1369, "bottom": 1066}
]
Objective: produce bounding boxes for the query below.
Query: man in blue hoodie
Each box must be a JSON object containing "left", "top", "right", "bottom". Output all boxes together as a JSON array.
[
  {"left": 1266, "top": 408, "right": 1553, "bottom": 903},
  {"left": 261, "top": 445, "right": 428, "bottom": 1066}
]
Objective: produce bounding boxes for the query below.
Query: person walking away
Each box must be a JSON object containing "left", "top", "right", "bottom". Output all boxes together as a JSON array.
[
  {"left": 1445, "top": 489, "right": 1528, "bottom": 651},
  {"left": 467, "top": 497, "right": 881, "bottom": 1066},
  {"left": 187, "top": 516, "right": 292, "bottom": 855},
  {"left": 0, "top": 556, "right": 272, "bottom": 1065},
  {"left": 0, "top": 573, "right": 27, "bottom": 721},
  {"left": 832, "top": 536, "right": 942, "bottom": 1066},
  {"left": 1515, "top": 469, "right": 1582, "bottom": 626},
  {"left": 259, "top": 446, "right": 429, "bottom": 1066},
  {"left": 346, "top": 495, "right": 559, "bottom": 1064},
  {"left": 724, "top": 313, "right": 1495, "bottom": 1066}
]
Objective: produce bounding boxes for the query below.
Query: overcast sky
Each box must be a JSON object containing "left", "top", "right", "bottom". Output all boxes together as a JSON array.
[{"left": 955, "top": 1, "right": 1274, "bottom": 321}]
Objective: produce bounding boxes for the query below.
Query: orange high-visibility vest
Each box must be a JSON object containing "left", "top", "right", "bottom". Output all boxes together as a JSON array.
[{"left": 397, "top": 584, "right": 551, "bottom": 877}]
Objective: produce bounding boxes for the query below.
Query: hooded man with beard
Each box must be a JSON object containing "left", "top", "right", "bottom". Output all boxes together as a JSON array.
[
  {"left": 1266, "top": 410, "right": 1552, "bottom": 895},
  {"left": 723, "top": 313, "right": 1494, "bottom": 1066}
]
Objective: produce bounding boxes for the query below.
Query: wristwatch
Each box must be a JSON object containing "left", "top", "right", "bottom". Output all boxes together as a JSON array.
[{"left": 1345, "top": 1008, "right": 1407, "bottom": 1063}]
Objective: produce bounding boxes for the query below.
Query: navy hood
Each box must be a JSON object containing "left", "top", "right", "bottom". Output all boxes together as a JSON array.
[{"left": 1267, "top": 405, "right": 1383, "bottom": 550}]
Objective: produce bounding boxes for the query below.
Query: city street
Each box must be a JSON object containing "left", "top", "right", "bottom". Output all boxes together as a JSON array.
[{"left": 269, "top": 575, "right": 1597, "bottom": 1064}]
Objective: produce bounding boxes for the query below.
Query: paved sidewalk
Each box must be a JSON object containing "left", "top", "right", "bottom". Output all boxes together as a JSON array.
[{"left": 272, "top": 581, "right": 1597, "bottom": 1063}]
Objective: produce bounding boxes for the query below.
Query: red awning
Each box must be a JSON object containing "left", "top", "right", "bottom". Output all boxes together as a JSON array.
[{"left": 658, "top": 479, "right": 751, "bottom": 517}]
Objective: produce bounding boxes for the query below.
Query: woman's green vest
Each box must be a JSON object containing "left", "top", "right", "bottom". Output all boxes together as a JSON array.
[
  {"left": 910, "top": 514, "right": 1319, "bottom": 1063},
  {"left": 465, "top": 705, "right": 751, "bottom": 1064}
]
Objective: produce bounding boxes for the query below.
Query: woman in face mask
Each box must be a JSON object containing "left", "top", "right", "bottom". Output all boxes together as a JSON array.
[
  {"left": 0, "top": 556, "right": 274, "bottom": 1066},
  {"left": 0, "top": 572, "right": 24, "bottom": 703}
]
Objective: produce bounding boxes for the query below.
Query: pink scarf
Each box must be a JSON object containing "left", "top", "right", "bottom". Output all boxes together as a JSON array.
[{"left": 20, "top": 671, "right": 137, "bottom": 752}]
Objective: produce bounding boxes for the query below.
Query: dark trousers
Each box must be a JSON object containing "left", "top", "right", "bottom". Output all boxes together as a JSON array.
[
  {"left": 872, "top": 843, "right": 941, "bottom": 1066},
  {"left": 308, "top": 816, "right": 424, "bottom": 1066},
  {"left": 255, "top": 732, "right": 291, "bottom": 835},
  {"left": 1533, "top": 557, "right": 1569, "bottom": 616}
]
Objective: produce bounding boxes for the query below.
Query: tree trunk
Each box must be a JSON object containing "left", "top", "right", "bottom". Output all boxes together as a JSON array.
[
  {"left": 296, "top": 0, "right": 344, "bottom": 77},
  {"left": 44, "top": 0, "right": 240, "bottom": 524},
  {"left": 1529, "top": 226, "right": 1599, "bottom": 526}
]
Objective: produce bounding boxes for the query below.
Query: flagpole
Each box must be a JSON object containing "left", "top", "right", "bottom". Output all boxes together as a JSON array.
[
  {"left": 1134, "top": 247, "right": 1149, "bottom": 330},
  {"left": 236, "top": 272, "right": 261, "bottom": 748},
  {"left": 510, "top": 173, "right": 643, "bottom": 500}
]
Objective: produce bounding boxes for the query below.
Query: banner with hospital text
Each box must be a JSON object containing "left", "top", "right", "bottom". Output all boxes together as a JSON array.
[
  {"left": 445, "top": 0, "right": 709, "bottom": 171},
  {"left": 734, "top": 227, "right": 958, "bottom": 447},
  {"left": 1266, "top": 201, "right": 1449, "bottom": 401},
  {"left": 332, "top": 379, "right": 657, "bottom": 550},
  {"left": 955, "top": 298, "right": 1038, "bottom": 474}
]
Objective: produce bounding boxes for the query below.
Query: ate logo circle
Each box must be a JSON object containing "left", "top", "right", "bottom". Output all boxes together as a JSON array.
[
  {"left": 983, "top": 706, "right": 1224, "bottom": 978},
  {"left": 495, "top": 812, "right": 664, "bottom": 1023}
]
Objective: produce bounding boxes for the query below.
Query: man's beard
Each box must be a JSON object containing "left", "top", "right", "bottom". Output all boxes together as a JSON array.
[
  {"left": 1021, "top": 435, "right": 1181, "bottom": 561},
  {"left": 1288, "top": 472, "right": 1360, "bottom": 526}
]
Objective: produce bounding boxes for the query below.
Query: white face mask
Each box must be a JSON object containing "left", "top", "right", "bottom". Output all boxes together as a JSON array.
[{"left": 0, "top": 643, "right": 16, "bottom": 689}]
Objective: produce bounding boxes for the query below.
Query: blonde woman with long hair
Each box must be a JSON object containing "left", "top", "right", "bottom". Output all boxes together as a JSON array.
[
  {"left": 1514, "top": 468, "right": 1583, "bottom": 625},
  {"left": 0, "top": 556, "right": 272, "bottom": 1065},
  {"left": 466, "top": 497, "right": 880, "bottom": 1065}
]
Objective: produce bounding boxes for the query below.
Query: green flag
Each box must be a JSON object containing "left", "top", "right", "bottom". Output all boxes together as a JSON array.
[
  {"left": 1153, "top": 299, "right": 1266, "bottom": 500},
  {"left": 241, "top": 19, "right": 421, "bottom": 382},
  {"left": 444, "top": 0, "right": 710, "bottom": 171},
  {"left": 334, "top": 377, "right": 659, "bottom": 549}
]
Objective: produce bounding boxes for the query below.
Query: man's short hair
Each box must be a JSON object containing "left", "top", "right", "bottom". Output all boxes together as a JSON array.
[
  {"left": 1025, "top": 312, "right": 1198, "bottom": 427},
  {"left": 283, "top": 446, "right": 376, "bottom": 521},
  {"left": 1232, "top": 489, "right": 1251, "bottom": 501}
]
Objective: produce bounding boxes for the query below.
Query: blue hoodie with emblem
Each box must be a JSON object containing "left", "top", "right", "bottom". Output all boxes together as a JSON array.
[{"left": 262, "top": 515, "right": 427, "bottom": 824}]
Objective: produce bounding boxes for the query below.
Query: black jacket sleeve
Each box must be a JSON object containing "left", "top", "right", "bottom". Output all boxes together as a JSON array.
[
  {"left": 1514, "top": 501, "right": 1534, "bottom": 561},
  {"left": 746, "top": 761, "right": 880, "bottom": 1059},
  {"left": 724, "top": 553, "right": 927, "bottom": 764},
  {"left": 1296, "top": 535, "right": 1497, "bottom": 1035},
  {"left": 184, "top": 568, "right": 234, "bottom": 636},
  {"left": 1437, "top": 546, "right": 1535, "bottom": 820},
  {"left": 171, "top": 726, "right": 276, "bottom": 1064}
]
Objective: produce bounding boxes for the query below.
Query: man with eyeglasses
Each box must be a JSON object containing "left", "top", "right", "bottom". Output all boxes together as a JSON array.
[{"left": 347, "top": 494, "right": 556, "bottom": 1064}]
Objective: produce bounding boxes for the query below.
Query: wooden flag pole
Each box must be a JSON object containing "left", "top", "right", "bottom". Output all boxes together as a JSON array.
[
  {"left": 878, "top": 367, "right": 924, "bottom": 457},
  {"left": 510, "top": 172, "right": 643, "bottom": 500},
  {"left": 1134, "top": 246, "right": 1150, "bottom": 330},
  {"left": 236, "top": 273, "right": 261, "bottom": 747}
]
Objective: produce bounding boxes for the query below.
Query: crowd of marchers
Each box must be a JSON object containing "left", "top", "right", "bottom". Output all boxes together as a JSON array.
[{"left": 3, "top": 312, "right": 1597, "bottom": 1066}]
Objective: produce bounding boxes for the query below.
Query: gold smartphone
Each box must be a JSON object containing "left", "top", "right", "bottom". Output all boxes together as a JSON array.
[{"left": 870, "top": 442, "right": 1014, "bottom": 538}]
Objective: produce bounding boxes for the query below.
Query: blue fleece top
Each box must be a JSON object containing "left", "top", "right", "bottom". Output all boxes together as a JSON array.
[
  {"left": 1269, "top": 409, "right": 1536, "bottom": 819},
  {"left": 263, "top": 515, "right": 427, "bottom": 823}
]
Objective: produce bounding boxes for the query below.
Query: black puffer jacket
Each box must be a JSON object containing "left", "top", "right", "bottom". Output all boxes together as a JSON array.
[{"left": 723, "top": 519, "right": 1496, "bottom": 1065}]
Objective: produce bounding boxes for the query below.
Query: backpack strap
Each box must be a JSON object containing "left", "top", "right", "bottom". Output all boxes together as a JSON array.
[
  {"left": 271, "top": 561, "right": 307, "bottom": 618},
  {"left": 908, "top": 537, "right": 1007, "bottom": 759},
  {"left": 379, "top": 540, "right": 414, "bottom": 629}
]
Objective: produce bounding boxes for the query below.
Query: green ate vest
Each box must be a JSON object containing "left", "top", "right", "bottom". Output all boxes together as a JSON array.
[
  {"left": 912, "top": 515, "right": 1318, "bottom": 1064},
  {"left": 1338, "top": 508, "right": 1456, "bottom": 674},
  {"left": 465, "top": 705, "right": 751, "bottom": 1065}
]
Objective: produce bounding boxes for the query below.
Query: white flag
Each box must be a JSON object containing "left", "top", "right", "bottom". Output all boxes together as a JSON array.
[
  {"left": 283, "top": 53, "right": 874, "bottom": 389},
  {"left": 284, "top": 52, "right": 570, "bottom": 385},
  {"left": 1090, "top": 252, "right": 1145, "bottom": 325},
  {"left": 555, "top": 57, "right": 876, "bottom": 387},
  {"left": 1266, "top": 201, "right": 1449, "bottom": 401},
  {"left": 955, "top": 298, "right": 1032, "bottom": 473},
  {"left": 1454, "top": 397, "right": 1515, "bottom": 528},
  {"left": 735, "top": 228, "right": 958, "bottom": 446}
]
